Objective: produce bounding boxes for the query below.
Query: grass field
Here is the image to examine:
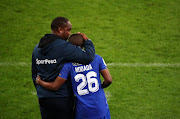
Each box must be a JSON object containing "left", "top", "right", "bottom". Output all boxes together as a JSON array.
[{"left": 0, "top": 0, "right": 180, "bottom": 119}]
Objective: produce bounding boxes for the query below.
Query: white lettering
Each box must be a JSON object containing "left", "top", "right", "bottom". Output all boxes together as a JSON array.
[
  {"left": 36, "top": 58, "right": 57, "bottom": 65},
  {"left": 75, "top": 64, "right": 93, "bottom": 73},
  {"left": 72, "top": 63, "right": 82, "bottom": 66}
]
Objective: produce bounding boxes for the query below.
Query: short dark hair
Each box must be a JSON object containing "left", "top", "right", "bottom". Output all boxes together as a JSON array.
[
  {"left": 51, "top": 17, "right": 69, "bottom": 31},
  {"left": 69, "top": 34, "right": 84, "bottom": 47}
]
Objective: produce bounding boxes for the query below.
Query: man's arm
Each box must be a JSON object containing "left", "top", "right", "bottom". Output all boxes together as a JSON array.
[
  {"left": 64, "top": 33, "right": 95, "bottom": 64},
  {"left": 100, "top": 68, "right": 112, "bottom": 88},
  {"left": 36, "top": 75, "right": 66, "bottom": 91},
  {"left": 36, "top": 63, "right": 70, "bottom": 91},
  {"left": 32, "top": 52, "right": 37, "bottom": 87},
  {"left": 78, "top": 32, "right": 95, "bottom": 63},
  {"left": 98, "top": 55, "right": 112, "bottom": 88}
]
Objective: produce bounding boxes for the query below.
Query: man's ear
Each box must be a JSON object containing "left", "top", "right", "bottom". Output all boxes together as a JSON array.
[{"left": 58, "top": 27, "right": 64, "bottom": 33}]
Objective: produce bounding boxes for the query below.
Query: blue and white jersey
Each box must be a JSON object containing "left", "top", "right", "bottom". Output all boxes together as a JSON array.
[
  {"left": 32, "top": 34, "right": 95, "bottom": 98},
  {"left": 59, "top": 54, "right": 109, "bottom": 119}
]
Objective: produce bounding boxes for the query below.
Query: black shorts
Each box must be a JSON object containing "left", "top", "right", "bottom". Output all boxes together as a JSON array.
[{"left": 38, "top": 97, "right": 74, "bottom": 119}]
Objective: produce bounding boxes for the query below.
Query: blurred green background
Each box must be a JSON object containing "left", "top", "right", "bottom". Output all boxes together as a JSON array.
[{"left": 0, "top": 0, "right": 179, "bottom": 118}]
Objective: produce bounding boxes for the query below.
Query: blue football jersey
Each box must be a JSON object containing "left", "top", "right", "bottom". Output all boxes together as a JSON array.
[{"left": 59, "top": 54, "right": 109, "bottom": 119}]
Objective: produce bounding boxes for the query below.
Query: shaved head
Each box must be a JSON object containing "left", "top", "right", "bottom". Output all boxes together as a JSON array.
[{"left": 68, "top": 34, "right": 84, "bottom": 47}]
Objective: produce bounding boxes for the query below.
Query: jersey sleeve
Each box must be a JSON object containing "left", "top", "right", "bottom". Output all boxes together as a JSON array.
[
  {"left": 58, "top": 63, "right": 71, "bottom": 80},
  {"left": 98, "top": 55, "right": 107, "bottom": 71}
]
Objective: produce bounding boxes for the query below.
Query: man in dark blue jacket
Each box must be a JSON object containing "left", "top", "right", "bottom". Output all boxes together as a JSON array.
[{"left": 31, "top": 17, "right": 95, "bottom": 119}]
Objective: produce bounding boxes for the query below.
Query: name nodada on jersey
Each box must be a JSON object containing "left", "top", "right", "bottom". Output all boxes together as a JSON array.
[
  {"left": 36, "top": 58, "right": 57, "bottom": 65},
  {"left": 74, "top": 64, "right": 93, "bottom": 73}
]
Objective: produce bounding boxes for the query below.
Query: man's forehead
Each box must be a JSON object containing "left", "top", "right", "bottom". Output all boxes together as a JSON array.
[
  {"left": 66, "top": 21, "right": 72, "bottom": 27},
  {"left": 64, "top": 21, "right": 72, "bottom": 29}
]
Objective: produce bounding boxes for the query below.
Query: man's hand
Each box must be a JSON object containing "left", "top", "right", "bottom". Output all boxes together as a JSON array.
[
  {"left": 77, "top": 32, "right": 88, "bottom": 41},
  {"left": 36, "top": 75, "right": 41, "bottom": 85}
]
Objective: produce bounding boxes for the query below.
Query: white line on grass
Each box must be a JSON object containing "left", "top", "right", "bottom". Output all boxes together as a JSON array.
[
  {"left": 107, "top": 63, "right": 180, "bottom": 67},
  {"left": 105, "top": 91, "right": 111, "bottom": 101},
  {"left": 0, "top": 62, "right": 180, "bottom": 67},
  {"left": 31, "top": 91, "right": 37, "bottom": 95},
  {"left": 0, "top": 62, "right": 31, "bottom": 66}
]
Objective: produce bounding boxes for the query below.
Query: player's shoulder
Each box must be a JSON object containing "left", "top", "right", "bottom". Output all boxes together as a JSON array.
[
  {"left": 32, "top": 44, "right": 40, "bottom": 56},
  {"left": 33, "top": 44, "right": 39, "bottom": 50},
  {"left": 63, "top": 62, "right": 73, "bottom": 68},
  {"left": 92, "top": 54, "right": 104, "bottom": 65},
  {"left": 94, "top": 54, "right": 107, "bottom": 66},
  {"left": 95, "top": 54, "right": 103, "bottom": 60}
]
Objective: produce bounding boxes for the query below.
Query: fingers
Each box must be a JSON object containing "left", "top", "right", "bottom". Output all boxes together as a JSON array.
[
  {"left": 77, "top": 32, "right": 88, "bottom": 41},
  {"left": 36, "top": 75, "right": 41, "bottom": 84},
  {"left": 36, "top": 75, "right": 41, "bottom": 80},
  {"left": 36, "top": 78, "right": 39, "bottom": 84}
]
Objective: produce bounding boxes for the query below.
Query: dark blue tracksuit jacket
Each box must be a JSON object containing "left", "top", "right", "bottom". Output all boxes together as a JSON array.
[{"left": 32, "top": 34, "right": 95, "bottom": 98}]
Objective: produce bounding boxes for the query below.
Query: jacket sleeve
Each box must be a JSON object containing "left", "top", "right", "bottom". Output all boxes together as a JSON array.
[
  {"left": 31, "top": 51, "right": 37, "bottom": 87},
  {"left": 63, "top": 39, "right": 95, "bottom": 64}
]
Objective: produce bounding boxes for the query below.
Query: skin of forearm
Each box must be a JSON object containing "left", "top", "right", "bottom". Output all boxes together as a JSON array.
[
  {"left": 101, "top": 80, "right": 112, "bottom": 88},
  {"left": 39, "top": 80, "right": 58, "bottom": 91}
]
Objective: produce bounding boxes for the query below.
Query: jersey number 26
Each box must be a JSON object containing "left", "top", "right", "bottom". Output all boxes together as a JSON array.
[{"left": 74, "top": 71, "right": 99, "bottom": 96}]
